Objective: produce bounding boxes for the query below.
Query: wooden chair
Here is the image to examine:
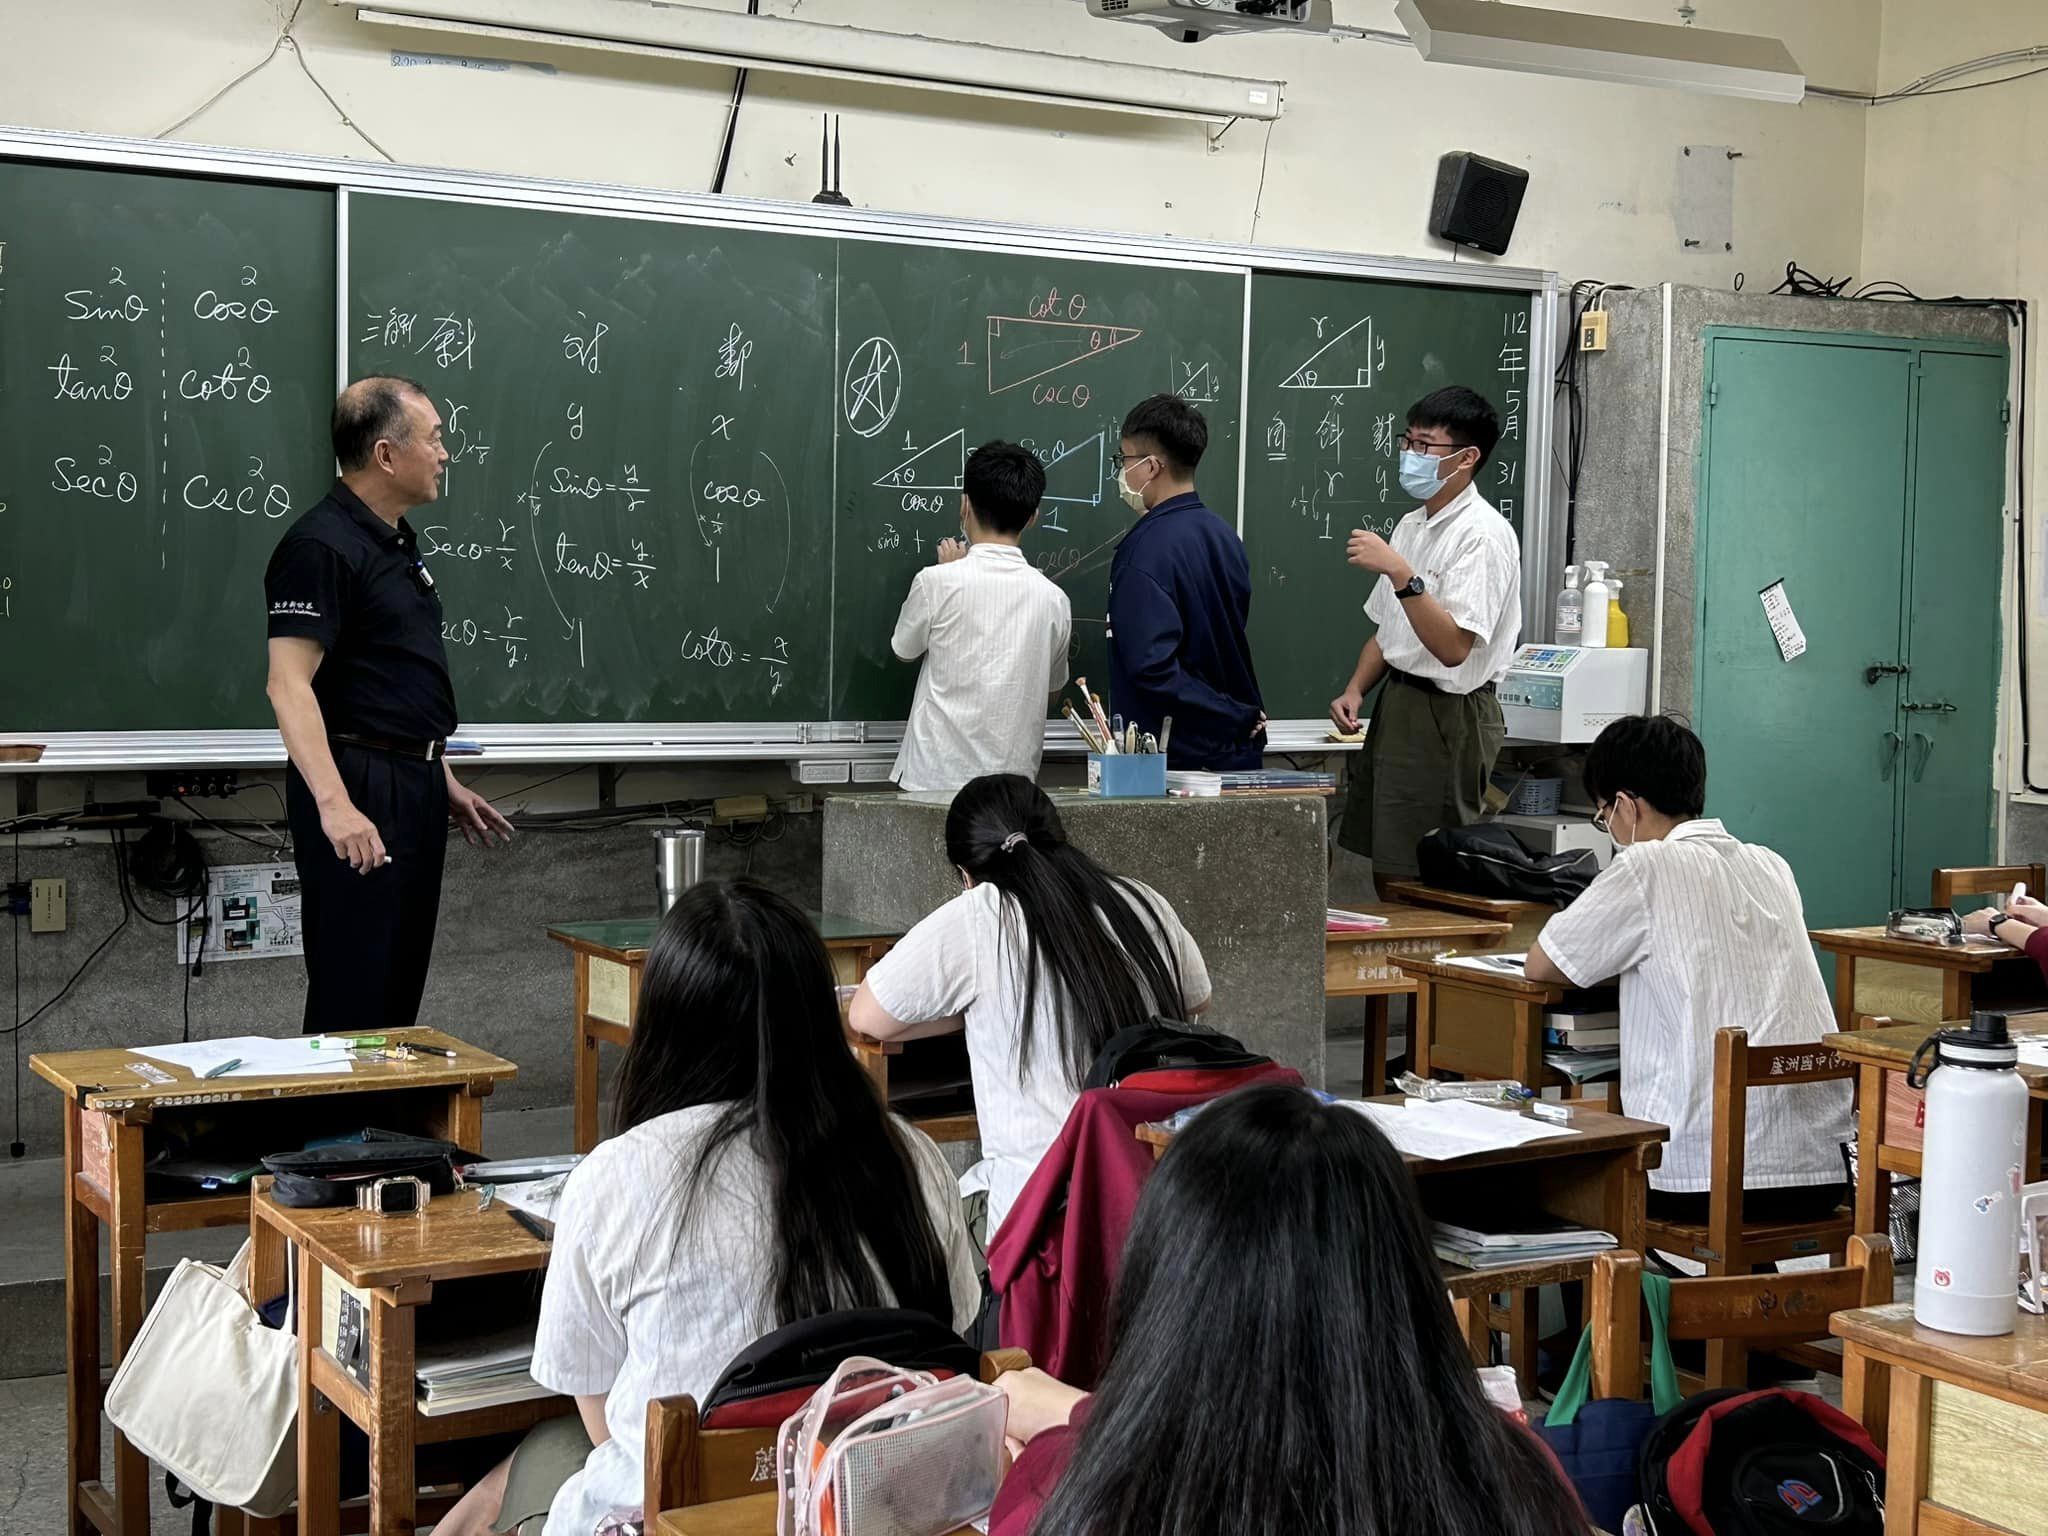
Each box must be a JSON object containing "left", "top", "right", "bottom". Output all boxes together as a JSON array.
[
  {"left": 1591, "top": 1236, "right": 1893, "bottom": 1407},
  {"left": 1641, "top": 1028, "right": 1856, "bottom": 1298},
  {"left": 1932, "top": 863, "right": 2046, "bottom": 908},
  {"left": 643, "top": 1348, "right": 1029, "bottom": 1516}
]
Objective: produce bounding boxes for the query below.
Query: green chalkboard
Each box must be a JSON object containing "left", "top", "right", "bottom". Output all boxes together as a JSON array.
[
  {"left": 0, "top": 161, "right": 336, "bottom": 729},
  {"left": 347, "top": 193, "right": 1245, "bottom": 724},
  {"left": 833, "top": 241, "right": 1244, "bottom": 718},
  {"left": 1243, "top": 273, "right": 1536, "bottom": 720},
  {"left": 348, "top": 192, "right": 838, "bottom": 720}
]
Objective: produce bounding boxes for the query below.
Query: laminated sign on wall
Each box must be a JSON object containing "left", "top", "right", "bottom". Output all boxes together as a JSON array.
[
  {"left": 174, "top": 862, "right": 304, "bottom": 965},
  {"left": 1759, "top": 578, "right": 1807, "bottom": 663}
]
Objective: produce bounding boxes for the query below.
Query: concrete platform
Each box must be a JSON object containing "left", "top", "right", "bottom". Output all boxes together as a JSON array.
[{"left": 824, "top": 791, "right": 1330, "bottom": 1087}]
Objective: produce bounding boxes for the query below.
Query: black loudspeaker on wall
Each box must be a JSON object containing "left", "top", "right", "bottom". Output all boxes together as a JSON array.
[{"left": 1430, "top": 152, "right": 1529, "bottom": 257}]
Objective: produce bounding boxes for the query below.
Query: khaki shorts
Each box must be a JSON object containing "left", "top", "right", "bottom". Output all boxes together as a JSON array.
[{"left": 495, "top": 1413, "right": 595, "bottom": 1534}]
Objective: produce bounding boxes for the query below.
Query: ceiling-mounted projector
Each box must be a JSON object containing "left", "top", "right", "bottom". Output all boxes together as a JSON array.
[{"left": 1085, "top": 0, "right": 1333, "bottom": 44}]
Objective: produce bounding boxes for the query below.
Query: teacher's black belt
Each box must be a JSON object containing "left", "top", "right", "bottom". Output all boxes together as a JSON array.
[
  {"left": 330, "top": 732, "right": 446, "bottom": 762},
  {"left": 1387, "top": 669, "right": 1495, "bottom": 699}
]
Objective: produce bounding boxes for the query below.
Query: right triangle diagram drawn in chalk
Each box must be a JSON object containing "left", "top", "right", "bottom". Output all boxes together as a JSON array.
[
  {"left": 1040, "top": 432, "right": 1106, "bottom": 507},
  {"left": 987, "top": 316, "right": 1143, "bottom": 395},
  {"left": 1279, "top": 316, "right": 1375, "bottom": 390},
  {"left": 873, "top": 428, "right": 966, "bottom": 491}
]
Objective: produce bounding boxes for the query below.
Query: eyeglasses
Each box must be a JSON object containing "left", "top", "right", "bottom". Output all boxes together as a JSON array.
[
  {"left": 1397, "top": 433, "right": 1468, "bottom": 456},
  {"left": 1592, "top": 796, "right": 1626, "bottom": 835},
  {"left": 1112, "top": 451, "right": 1156, "bottom": 468}
]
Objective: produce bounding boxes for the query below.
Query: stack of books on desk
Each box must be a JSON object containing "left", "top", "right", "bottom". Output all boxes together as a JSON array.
[
  {"left": 416, "top": 1325, "right": 548, "bottom": 1417},
  {"left": 1432, "top": 1216, "right": 1618, "bottom": 1273},
  {"left": 1542, "top": 1001, "right": 1621, "bottom": 1083}
]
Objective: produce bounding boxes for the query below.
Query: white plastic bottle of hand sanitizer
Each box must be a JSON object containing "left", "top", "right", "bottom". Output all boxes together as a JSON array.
[
  {"left": 1581, "top": 562, "right": 1612, "bottom": 648},
  {"left": 1555, "top": 564, "right": 1582, "bottom": 642}
]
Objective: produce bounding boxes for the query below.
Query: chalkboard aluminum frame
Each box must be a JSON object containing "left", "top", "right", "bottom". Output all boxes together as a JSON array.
[{"left": 0, "top": 125, "right": 1558, "bottom": 768}]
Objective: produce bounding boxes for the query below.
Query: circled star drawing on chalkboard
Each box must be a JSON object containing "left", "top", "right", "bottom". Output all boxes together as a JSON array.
[{"left": 842, "top": 336, "right": 901, "bottom": 437}]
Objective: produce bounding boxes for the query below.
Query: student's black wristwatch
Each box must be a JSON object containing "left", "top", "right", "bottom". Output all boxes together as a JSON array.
[{"left": 1394, "top": 574, "right": 1427, "bottom": 600}]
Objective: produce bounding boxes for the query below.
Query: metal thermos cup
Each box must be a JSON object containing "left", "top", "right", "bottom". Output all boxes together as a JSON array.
[{"left": 654, "top": 827, "right": 704, "bottom": 914}]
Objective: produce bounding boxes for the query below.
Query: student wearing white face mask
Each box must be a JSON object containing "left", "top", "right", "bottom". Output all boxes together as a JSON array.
[
  {"left": 1333, "top": 386, "right": 1521, "bottom": 895},
  {"left": 1525, "top": 716, "right": 1852, "bottom": 1225}
]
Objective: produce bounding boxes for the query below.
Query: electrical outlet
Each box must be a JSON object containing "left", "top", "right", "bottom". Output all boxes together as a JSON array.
[
  {"left": 31, "top": 878, "right": 65, "bottom": 933},
  {"left": 782, "top": 793, "right": 816, "bottom": 816},
  {"left": 1579, "top": 310, "right": 1609, "bottom": 352}
]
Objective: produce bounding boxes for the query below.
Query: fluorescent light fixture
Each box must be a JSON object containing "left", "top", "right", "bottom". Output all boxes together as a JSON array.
[
  {"left": 1393, "top": 0, "right": 1804, "bottom": 104},
  {"left": 344, "top": 0, "right": 1284, "bottom": 125}
]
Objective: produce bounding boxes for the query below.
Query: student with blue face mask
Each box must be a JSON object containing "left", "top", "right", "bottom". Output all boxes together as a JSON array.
[{"left": 1331, "top": 386, "right": 1521, "bottom": 893}]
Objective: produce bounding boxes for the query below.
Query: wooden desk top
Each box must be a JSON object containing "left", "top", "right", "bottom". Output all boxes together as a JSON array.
[
  {"left": 1809, "top": 925, "right": 2013, "bottom": 971},
  {"left": 1328, "top": 903, "right": 1512, "bottom": 946},
  {"left": 1382, "top": 879, "right": 1556, "bottom": 921},
  {"left": 251, "top": 1182, "right": 550, "bottom": 1292},
  {"left": 547, "top": 909, "right": 905, "bottom": 959},
  {"left": 653, "top": 1491, "right": 976, "bottom": 1536},
  {"left": 1831, "top": 1301, "right": 2048, "bottom": 1404},
  {"left": 1830, "top": 1020, "right": 2048, "bottom": 1096},
  {"left": 1390, "top": 953, "right": 1571, "bottom": 999},
  {"left": 29, "top": 1027, "right": 516, "bottom": 1116},
  {"left": 1137, "top": 1095, "right": 1666, "bottom": 1176}
]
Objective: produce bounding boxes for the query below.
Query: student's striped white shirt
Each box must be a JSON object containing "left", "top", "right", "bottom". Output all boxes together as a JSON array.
[{"left": 1536, "top": 818, "right": 1853, "bottom": 1193}]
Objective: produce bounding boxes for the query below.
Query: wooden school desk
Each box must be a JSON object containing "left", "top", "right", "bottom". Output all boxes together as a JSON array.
[
  {"left": 1139, "top": 1097, "right": 1666, "bottom": 1389},
  {"left": 654, "top": 1493, "right": 974, "bottom": 1536},
  {"left": 28, "top": 1028, "right": 515, "bottom": 1536},
  {"left": 1381, "top": 879, "right": 1555, "bottom": 950},
  {"left": 1832, "top": 1020, "right": 2048, "bottom": 1240},
  {"left": 244, "top": 1180, "right": 572, "bottom": 1536},
  {"left": 1392, "top": 953, "right": 1607, "bottom": 1103},
  {"left": 1809, "top": 926, "right": 2025, "bottom": 1036},
  {"left": 547, "top": 911, "right": 904, "bottom": 1151},
  {"left": 1324, "top": 904, "right": 1511, "bottom": 1094},
  {"left": 1835, "top": 1302, "right": 2048, "bottom": 1535}
]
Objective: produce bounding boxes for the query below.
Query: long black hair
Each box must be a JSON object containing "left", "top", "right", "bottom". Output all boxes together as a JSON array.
[
  {"left": 946, "top": 774, "right": 1185, "bottom": 1084},
  {"left": 1032, "top": 1086, "right": 1591, "bottom": 1536},
  {"left": 613, "top": 879, "right": 953, "bottom": 1328}
]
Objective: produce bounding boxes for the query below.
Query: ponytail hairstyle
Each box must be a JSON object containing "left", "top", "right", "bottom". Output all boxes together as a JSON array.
[
  {"left": 945, "top": 774, "right": 1185, "bottom": 1085},
  {"left": 614, "top": 879, "right": 953, "bottom": 1328},
  {"left": 1032, "top": 1085, "right": 1592, "bottom": 1536}
]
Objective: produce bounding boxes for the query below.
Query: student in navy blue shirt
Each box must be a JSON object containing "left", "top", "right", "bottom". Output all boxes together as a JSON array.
[{"left": 1107, "top": 396, "right": 1265, "bottom": 771}]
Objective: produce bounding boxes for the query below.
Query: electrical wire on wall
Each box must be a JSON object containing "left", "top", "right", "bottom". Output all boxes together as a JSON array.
[
  {"left": 1553, "top": 279, "right": 1632, "bottom": 561},
  {"left": 1760, "top": 263, "right": 2037, "bottom": 791},
  {"left": 709, "top": 0, "right": 762, "bottom": 194}
]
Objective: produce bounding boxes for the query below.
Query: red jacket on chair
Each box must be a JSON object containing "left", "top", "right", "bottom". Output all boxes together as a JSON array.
[{"left": 985, "top": 1066, "right": 1300, "bottom": 1389}]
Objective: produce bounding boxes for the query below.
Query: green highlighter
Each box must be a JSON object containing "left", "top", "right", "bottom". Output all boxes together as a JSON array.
[{"left": 310, "top": 1035, "right": 388, "bottom": 1050}]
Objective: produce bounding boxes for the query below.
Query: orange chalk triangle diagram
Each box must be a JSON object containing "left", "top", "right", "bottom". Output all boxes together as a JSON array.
[
  {"left": 873, "top": 428, "right": 966, "bottom": 491},
  {"left": 1279, "top": 316, "right": 1374, "bottom": 390},
  {"left": 987, "top": 316, "right": 1144, "bottom": 396},
  {"left": 1040, "top": 431, "right": 1107, "bottom": 507}
]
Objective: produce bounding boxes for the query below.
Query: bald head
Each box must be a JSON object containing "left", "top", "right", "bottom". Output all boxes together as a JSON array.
[{"left": 333, "top": 376, "right": 430, "bottom": 473}]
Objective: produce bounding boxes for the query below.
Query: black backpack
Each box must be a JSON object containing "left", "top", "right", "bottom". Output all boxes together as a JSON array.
[
  {"left": 1416, "top": 822, "right": 1599, "bottom": 905},
  {"left": 260, "top": 1129, "right": 464, "bottom": 1208},
  {"left": 1083, "top": 1018, "right": 1269, "bottom": 1090},
  {"left": 1634, "top": 1388, "right": 1886, "bottom": 1535}
]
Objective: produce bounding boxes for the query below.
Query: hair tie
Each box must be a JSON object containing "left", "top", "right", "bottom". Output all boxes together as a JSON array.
[{"left": 1000, "top": 832, "right": 1028, "bottom": 853}]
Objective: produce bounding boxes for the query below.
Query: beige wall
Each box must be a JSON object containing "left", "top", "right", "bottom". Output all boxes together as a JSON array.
[{"left": 1, "top": 0, "right": 1877, "bottom": 289}]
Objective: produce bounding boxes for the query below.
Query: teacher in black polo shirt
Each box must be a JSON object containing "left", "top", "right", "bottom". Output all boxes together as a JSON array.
[{"left": 264, "top": 376, "right": 513, "bottom": 1034}]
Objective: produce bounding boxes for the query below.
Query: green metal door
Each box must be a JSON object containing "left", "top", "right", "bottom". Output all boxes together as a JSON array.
[
  {"left": 1898, "top": 349, "right": 2006, "bottom": 898},
  {"left": 1696, "top": 335, "right": 1912, "bottom": 928}
]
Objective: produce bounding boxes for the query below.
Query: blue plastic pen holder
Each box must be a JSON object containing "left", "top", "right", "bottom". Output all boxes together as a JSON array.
[{"left": 1089, "top": 752, "right": 1167, "bottom": 798}]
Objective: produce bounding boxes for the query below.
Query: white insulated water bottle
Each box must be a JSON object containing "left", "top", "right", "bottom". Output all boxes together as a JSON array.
[{"left": 1910, "top": 1011, "right": 2030, "bottom": 1336}]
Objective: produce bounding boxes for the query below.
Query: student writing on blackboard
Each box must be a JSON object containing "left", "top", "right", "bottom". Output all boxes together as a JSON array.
[
  {"left": 890, "top": 441, "right": 1073, "bottom": 793},
  {"left": 1331, "top": 387, "right": 1520, "bottom": 893},
  {"left": 1106, "top": 396, "right": 1266, "bottom": 771},
  {"left": 263, "top": 377, "right": 513, "bottom": 1035}
]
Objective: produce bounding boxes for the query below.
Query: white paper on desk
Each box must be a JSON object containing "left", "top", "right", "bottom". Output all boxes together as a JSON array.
[
  {"left": 1342, "top": 1098, "right": 1578, "bottom": 1161},
  {"left": 133, "top": 1035, "right": 346, "bottom": 1078},
  {"left": 2017, "top": 1038, "right": 2048, "bottom": 1070},
  {"left": 1444, "top": 953, "right": 1528, "bottom": 975}
]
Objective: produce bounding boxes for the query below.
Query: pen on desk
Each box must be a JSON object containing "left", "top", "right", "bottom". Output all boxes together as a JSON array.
[
  {"left": 506, "top": 1207, "right": 551, "bottom": 1242},
  {"left": 201, "top": 1058, "right": 242, "bottom": 1080},
  {"left": 409, "top": 1045, "right": 458, "bottom": 1059}
]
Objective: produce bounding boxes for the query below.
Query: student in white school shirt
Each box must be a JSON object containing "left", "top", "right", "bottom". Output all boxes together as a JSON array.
[
  {"left": 436, "top": 881, "right": 979, "bottom": 1536},
  {"left": 850, "top": 774, "right": 1211, "bottom": 1240},
  {"left": 1525, "top": 716, "right": 1852, "bottom": 1225},
  {"left": 891, "top": 441, "right": 1073, "bottom": 793}
]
